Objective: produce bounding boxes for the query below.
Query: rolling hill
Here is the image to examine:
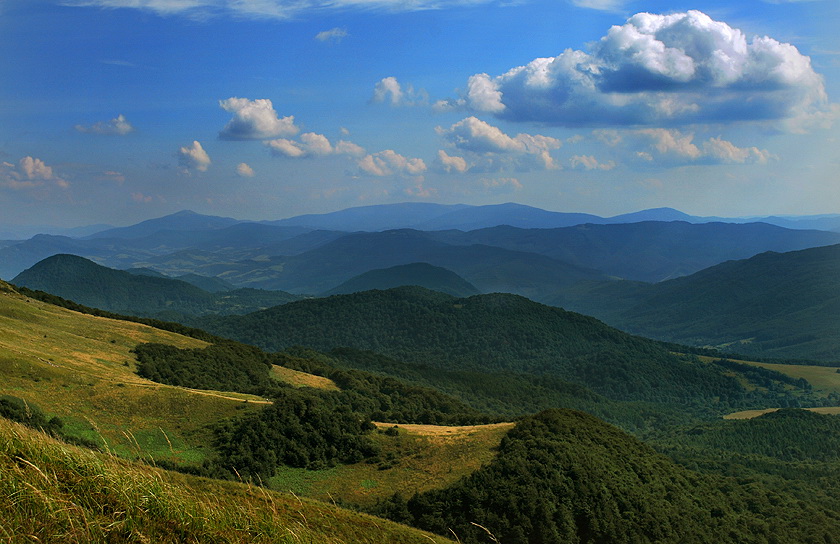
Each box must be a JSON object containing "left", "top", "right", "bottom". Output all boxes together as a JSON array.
[
  {"left": 562, "top": 244, "right": 840, "bottom": 361},
  {"left": 11, "top": 254, "right": 300, "bottom": 318},
  {"left": 196, "top": 286, "right": 819, "bottom": 423},
  {"left": 4, "top": 278, "right": 840, "bottom": 542},
  {"left": 322, "top": 262, "right": 480, "bottom": 297}
]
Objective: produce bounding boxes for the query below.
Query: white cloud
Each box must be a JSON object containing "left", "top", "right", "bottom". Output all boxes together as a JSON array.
[
  {"left": 218, "top": 97, "right": 298, "bottom": 140},
  {"left": 570, "top": 155, "right": 616, "bottom": 170},
  {"left": 630, "top": 129, "right": 775, "bottom": 164},
  {"left": 436, "top": 117, "right": 561, "bottom": 171},
  {"left": 266, "top": 133, "right": 365, "bottom": 159},
  {"left": 1, "top": 157, "right": 68, "bottom": 190},
  {"left": 448, "top": 10, "right": 834, "bottom": 129},
  {"left": 371, "top": 77, "right": 428, "bottom": 107},
  {"left": 357, "top": 150, "right": 427, "bottom": 177},
  {"left": 437, "top": 150, "right": 469, "bottom": 173},
  {"left": 480, "top": 177, "right": 523, "bottom": 192},
  {"left": 64, "top": 0, "right": 509, "bottom": 20},
  {"left": 236, "top": 162, "right": 255, "bottom": 177},
  {"left": 75, "top": 114, "right": 135, "bottom": 135},
  {"left": 178, "top": 141, "right": 211, "bottom": 172},
  {"left": 315, "top": 27, "right": 348, "bottom": 43}
]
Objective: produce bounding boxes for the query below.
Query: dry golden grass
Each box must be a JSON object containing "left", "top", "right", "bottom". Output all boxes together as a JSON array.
[
  {"left": 0, "top": 417, "right": 454, "bottom": 544},
  {"left": 271, "top": 421, "right": 514, "bottom": 507},
  {"left": 271, "top": 365, "right": 340, "bottom": 391},
  {"left": 0, "top": 288, "right": 265, "bottom": 465}
]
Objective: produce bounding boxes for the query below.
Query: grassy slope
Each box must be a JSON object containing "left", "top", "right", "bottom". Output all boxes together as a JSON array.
[
  {"left": 0, "top": 282, "right": 266, "bottom": 464},
  {"left": 270, "top": 422, "right": 514, "bottom": 507},
  {"left": 0, "top": 280, "right": 509, "bottom": 522},
  {"left": 0, "top": 417, "right": 453, "bottom": 543}
]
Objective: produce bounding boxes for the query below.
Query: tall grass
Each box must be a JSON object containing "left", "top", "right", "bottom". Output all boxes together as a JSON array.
[{"left": 0, "top": 418, "right": 451, "bottom": 543}]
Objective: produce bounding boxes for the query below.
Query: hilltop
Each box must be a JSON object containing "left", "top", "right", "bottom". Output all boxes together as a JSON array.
[{"left": 12, "top": 254, "right": 299, "bottom": 319}]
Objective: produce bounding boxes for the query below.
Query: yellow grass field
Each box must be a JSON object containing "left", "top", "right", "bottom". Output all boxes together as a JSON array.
[{"left": 271, "top": 364, "right": 340, "bottom": 390}]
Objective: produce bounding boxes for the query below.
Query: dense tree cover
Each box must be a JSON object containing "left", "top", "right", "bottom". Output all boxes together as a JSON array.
[
  {"left": 12, "top": 254, "right": 299, "bottom": 319},
  {"left": 650, "top": 409, "right": 840, "bottom": 516},
  {"left": 323, "top": 262, "right": 480, "bottom": 297},
  {"left": 198, "top": 287, "right": 822, "bottom": 419},
  {"left": 211, "top": 387, "right": 378, "bottom": 479},
  {"left": 379, "top": 409, "right": 840, "bottom": 544},
  {"left": 563, "top": 244, "right": 840, "bottom": 362},
  {"left": 131, "top": 341, "right": 497, "bottom": 480},
  {"left": 133, "top": 342, "right": 278, "bottom": 394}
]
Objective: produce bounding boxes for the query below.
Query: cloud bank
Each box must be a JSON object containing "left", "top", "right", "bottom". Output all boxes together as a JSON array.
[{"left": 448, "top": 10, "right": 833, "bottom": 129}]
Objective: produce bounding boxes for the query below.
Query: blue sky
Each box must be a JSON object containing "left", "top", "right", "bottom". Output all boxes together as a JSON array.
[{"left": 1, "top": 0, "right": 838, "bottom": 227}]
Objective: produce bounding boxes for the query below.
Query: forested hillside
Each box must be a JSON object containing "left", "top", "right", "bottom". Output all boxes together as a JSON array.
[
  {"left": 12, "top": 254, "right": 299, "bottom": 318},
  {"left": 562, "top": 244, "right": 840, "bottom": 361},
  {"left": 379, "top": 409, "right": 840, "bottom": 544},
  {"left": 197, "top": 287, "right": 821, "bottom": 427}
]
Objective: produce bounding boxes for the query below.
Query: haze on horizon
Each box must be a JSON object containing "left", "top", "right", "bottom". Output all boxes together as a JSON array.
[{"left": 1, "top": 0, "right": 838, "bottom": 228}]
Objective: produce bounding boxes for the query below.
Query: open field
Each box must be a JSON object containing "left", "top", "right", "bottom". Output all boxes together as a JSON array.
[{"left": 270, "top": 421, "right": 514, "bottom": 507}]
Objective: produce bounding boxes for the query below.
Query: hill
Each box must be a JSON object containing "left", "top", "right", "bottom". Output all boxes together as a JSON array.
[
  {"left": 196, "top": 287, "right": 818, "bottom": 423},
  {"left": 323, "top": 262, "right": 480, "bottom": 297},
  {"left": 190, "top": 229, "right": 608, "bottom": 296},
  {"left": 12, "top": 254, "right": 299, "bottom": 318},
  {"left": 564, "top": 244, "right": 840, "bottom": 361},
  {"left": 5, "top": 278, "right": 840, "bottom": 542},
  {"left": 382, "top": 409, "right": 840, "bottom": 543}
]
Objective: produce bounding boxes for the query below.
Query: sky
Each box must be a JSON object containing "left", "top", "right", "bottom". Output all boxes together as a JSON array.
[{"left": 1, "top": 0, "right": 838, "bottom": 228}]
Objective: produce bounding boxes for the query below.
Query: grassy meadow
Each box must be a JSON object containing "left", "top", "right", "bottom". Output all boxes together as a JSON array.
[
  {"left": 0, "top": 284, "right": 266, "bottom": 466},
  {"left": 0, "top": 416, "right": 454, "bottom": 543},
  {"left": 270, "top": 421, "right": 514, "bottom": 507}
]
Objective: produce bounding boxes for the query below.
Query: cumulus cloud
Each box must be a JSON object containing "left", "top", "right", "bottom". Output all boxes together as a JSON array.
[
  {"left": 437, "top": 150, "right": 469, "bottom": 173},
  {"left": 480, "top": 177, "right": 523, "bottom": 192},
  {"left": 357, "top": 150, "right": 427, "bottom": 177},
  {"left": 236, "top": 162, "right": 255, "bottom": 177},
  {"left": 178, "top": 141, "right": 211, "bottom": 173},
  {"left": 315, "top": 27, "right": 348, "bottom": 43},
  {"left": 266, "top": 133, "right": 366, "bottom": 159},
  {"left": 75, "top": 114, "right": 135, "bottom": 135},
  {"left": 614, "top": 128, "right": 775, "bottom": 164},
  {"left": 448, "top": 10, "right": 834, "bottom": 129},
  {"left": 570, "top": 155, "right": 617, "bottom": 170},
  {"left": 436, "top": 117, "right": 561, "bottom": 171},
  {"left": 1, "top": 156, "right": 68, "bottom": 190},
  {"left": 371, "top": 77, "right": 428, "bottom": 107},
  {"left": 219, "top": 97, "right": 298, "bottom": 140}
]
